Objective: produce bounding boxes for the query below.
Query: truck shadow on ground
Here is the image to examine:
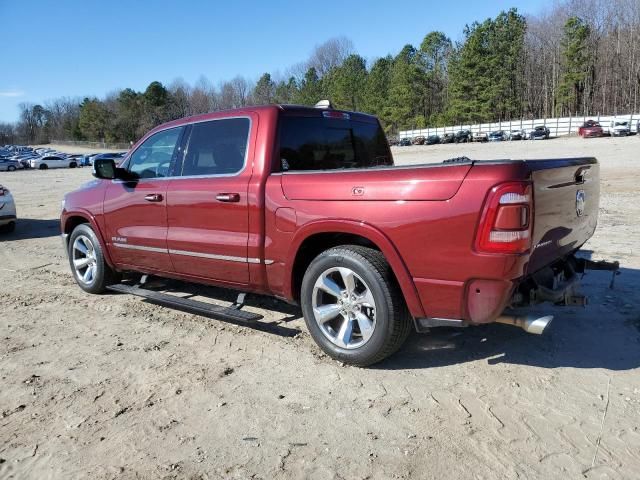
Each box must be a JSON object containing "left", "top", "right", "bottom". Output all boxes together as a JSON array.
[
  {"left": 380, "top": 268, "right": 640, "bottom": 371},
  {"left": 0, "top": 218, "right": 60, "bottom": 241}
]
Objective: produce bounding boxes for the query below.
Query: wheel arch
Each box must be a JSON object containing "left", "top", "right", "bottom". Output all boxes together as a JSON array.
[
  {"left": 63, "top": 211, "right": 116, "bottom": 269},
  {"left": 286, "top": 220, "right": 424, "bottom": 318}
]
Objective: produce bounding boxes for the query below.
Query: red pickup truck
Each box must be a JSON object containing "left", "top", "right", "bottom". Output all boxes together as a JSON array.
[{"left": 61, "top": 103, "right": 613, "bottom": 366}]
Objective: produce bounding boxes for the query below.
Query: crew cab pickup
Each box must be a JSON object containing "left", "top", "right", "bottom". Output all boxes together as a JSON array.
[{"left": 61, "top": 103, "right": 613, "bottom": 366}]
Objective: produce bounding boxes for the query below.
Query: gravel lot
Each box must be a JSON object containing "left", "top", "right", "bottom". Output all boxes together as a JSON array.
[{"left": 1, "top": 136, "right": 639, "bottom": 479}]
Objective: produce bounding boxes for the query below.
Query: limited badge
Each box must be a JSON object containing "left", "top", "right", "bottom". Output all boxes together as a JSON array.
[{"left": 576, "top": 189, "right": 585, "bottom": 217}]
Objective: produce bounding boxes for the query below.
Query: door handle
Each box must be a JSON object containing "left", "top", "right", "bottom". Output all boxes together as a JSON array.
[
  {"left": 216, "top": 193, "right": 240, "bottom": 202},
  {"left": 144, "top": 193, "right": 163, "bottom": 202}
]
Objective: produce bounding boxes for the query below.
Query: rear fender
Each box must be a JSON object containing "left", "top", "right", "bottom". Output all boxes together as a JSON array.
[{"left": 285, "top": 220, "right": 425, "bottom": 318}]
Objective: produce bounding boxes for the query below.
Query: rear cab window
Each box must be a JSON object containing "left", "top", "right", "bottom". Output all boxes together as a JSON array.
[{"left": 278, "top": 112, "right": 393, "bottom": 172}]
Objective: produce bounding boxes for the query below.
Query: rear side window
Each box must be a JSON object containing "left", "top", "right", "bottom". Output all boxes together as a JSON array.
[
  {"left": 279, "top": 116, "right": 393, "bottom": 171},
  {"left": 180, "top": 118, "right": 250, "bottom": 176}
]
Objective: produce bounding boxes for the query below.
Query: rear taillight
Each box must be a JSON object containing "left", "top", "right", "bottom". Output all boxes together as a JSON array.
[
  {"left": 475, "top": 182, "right": 533, "bottom": 254},
  {"left": 0, "top": 186, "right": 6, "bottom": 196}
]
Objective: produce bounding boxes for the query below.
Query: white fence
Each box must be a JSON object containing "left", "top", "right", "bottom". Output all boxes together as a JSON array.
[{"left": 399, "top": 113, "right": 640, "bottom": 139}]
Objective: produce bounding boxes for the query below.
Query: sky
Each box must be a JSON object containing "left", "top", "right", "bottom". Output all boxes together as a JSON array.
[{"left": 0, "top": 0, "right": 549, "bottom": 122}]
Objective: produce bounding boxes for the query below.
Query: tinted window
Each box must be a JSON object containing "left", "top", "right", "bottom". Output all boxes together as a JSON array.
[
  {"left": 279, "top": 116, "right": 393, "bottom": 171},
  {"left": 180, "top": 118, "right": 249, "bottom": 177},
  {"left": 128, "top": 127, "right": 182, "bottom": 179}
]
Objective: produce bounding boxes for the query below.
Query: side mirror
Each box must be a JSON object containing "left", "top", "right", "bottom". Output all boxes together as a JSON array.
[{"left": 93, "top": 159, "right": 116, "bottom": 179}]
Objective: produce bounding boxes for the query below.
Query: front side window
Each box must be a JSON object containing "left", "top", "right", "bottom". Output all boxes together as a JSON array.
[
  {"left": 279, "top": 116, "right": 393, "bottom": 171},
  {"left": 180, "top": 118, "right": 250, "bottom": 177},
  {"left": 127, "top": 127, "right": 183, "bottom": 179}
]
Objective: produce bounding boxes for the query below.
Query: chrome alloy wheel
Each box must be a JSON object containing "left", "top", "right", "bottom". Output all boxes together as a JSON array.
[
  {"left": 311, "top": 267, "right": 377, "bottom": 349},
  {"left": 72, "top": 235, "right": 98, "bottom": 285}
]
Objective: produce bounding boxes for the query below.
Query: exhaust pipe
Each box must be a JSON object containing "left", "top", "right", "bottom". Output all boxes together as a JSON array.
[{"left": 495, "top": 314, "right": 553, "bottom": 334}]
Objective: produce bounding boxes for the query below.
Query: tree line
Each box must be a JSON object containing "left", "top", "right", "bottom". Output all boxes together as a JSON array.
[{"left": 2, "top": 0, "right": 638, "bottom": 146}]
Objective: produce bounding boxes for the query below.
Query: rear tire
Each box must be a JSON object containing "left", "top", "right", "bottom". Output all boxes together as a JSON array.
[
  {"left": 8, "top": 165, "right": 15, "bottom": 172},
  {"left": 69, "top": 162, "right": 77, "bottom": 168},
  {"left": 68, "top": 224, "right": 121, "bottom": 293},
  {"left": 300, "top": 245, "right": 412, "bottom": 366}
]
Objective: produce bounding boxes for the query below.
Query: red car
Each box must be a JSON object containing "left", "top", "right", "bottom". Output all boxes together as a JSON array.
[
  {"left": 61, "top": 103, "right": 614, "bottom": 366},
  {"left": 578, "top": 120, "right": 604, "bottom": 138}
]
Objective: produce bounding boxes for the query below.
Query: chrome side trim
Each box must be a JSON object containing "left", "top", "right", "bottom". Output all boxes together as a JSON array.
[
  {"left": 169, "top": 248, "right": 247, "bottom": 263},
  {"left": 112, "top": 243, "right": 273, "bottom": 265},
  {"left": 113, "top": 242, "right": 168, "bottom": 254}
]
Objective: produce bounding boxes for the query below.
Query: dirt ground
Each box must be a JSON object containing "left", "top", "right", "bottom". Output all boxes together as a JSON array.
[{"left": 1, "top": 136, "right": 639, "bottom": 479}]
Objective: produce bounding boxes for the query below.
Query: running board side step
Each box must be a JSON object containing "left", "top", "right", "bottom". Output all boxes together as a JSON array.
[{"left": 107, "top": 284, "right": 264, "bottom": 323}]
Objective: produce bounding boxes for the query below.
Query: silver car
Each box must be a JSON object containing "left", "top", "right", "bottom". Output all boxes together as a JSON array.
[
  {"left": 0, "top": 158, "right": 23, "bottom": 171},
  {"left": 0, "top": 184, "right": 17, "bottom": 233}
]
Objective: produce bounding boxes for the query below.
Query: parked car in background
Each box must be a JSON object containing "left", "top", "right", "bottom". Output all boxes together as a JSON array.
[
  {"left": 607, "top": 119, "right": 631, "bottom": 137},
  {"left": 0, "top": 158, "right": 23, "bottom": 171},
  {"left": 440, "top": 133, "right": 455, "bottom": 144},
  {"left": 508, "top": 129, "right": 525, "bottom": 140},
  {"left": 30, "top": 155, "right": 79, "bottom": 170},
  {"left": 472, "top": 131, "right": 488, "bottom": 142},
  {"left": 425, "top": 135, "right": 440, "bottom": 145},
  {"left": 399, "top": 138, "right": 412, "bottom": 147},
  {"left": 16, "top": 154, "right": 38, "bottom": 168},
  {"left": 66, "top": 154, "right": 84, "bottom": 164},
  {"left": 488, "top": 131, "right": 506, "bottom": 142},
  {"left": 80, "top": 153, "right": 101, "bottom": 167},
  {"left": 454, "top": 130, "right": 472, "bottom": 143},
  {"left": 388, "top": 138, "right": 399, "bottom": 147},
  {"left": 528, "top": 125, "right": 550, "bottom": 140},
  {"left": 578, "top": 120, "right": 604, "bottom": 138},
  {"left": 0, "top": 184, "right": 17, "bottom": 233}
]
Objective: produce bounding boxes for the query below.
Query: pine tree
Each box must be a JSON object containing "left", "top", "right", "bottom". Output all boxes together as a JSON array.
[
  {"left": 253, "top": 73, "right": 276, "bottom": 105},
  {"left": 326, "top": 54, "right": 367, "bottom": 111},
  {"left": 295, "top": 67, "right": 323, "bottom": 105},
  {"left": 387, "top": 45, "right": 423, "bottom": 131},
  {"left": 363, "top": 56, "right": 393, "bottom": 125},
  {"left": 556, "top": 17, "right": 591, "bottom": 116}
]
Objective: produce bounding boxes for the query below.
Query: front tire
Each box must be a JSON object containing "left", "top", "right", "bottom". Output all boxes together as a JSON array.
[
  {"left": 300, "top": 246, "right": 412, "bottom": 366},
  {"left": 8, "top": 165, "right": 16, "bottom": 171},
  {"left": 68, "top": 224, "right": 120, "bottom": 293},
  {"left": 39, "top": 164, "right": 48, "bottom": 170}
]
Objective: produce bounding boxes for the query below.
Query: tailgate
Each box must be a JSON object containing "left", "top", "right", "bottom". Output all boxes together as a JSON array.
[{"left": 527, "top": 158, "right": 599, "bottom": 272}]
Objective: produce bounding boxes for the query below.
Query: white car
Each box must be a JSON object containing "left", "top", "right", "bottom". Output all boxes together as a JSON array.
[
  {"left": 607, "top": 120, "right": 631, "bottom": 137},
  {"left": 0, "top": 184, "right": 17, "bottom": 233},
  {"left": 30, "top": 155, "right": 79, "bottom": 170},
  {"left": 472, "top": 131, "right": 488, "bottom": 142}
]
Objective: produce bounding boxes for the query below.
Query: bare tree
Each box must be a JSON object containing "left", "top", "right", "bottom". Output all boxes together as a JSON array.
[
  {"left": 307, "top": 36, "right": 354, "bottom": 77},
  {"left": 190, "top": 75, "right": 215, "bottom": 114},
  {"left": 230, "top": 76, "right": 251, "bottom": 107},
  {"left": 168, "top": 77, "right": 192, "bottom": 118}
]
